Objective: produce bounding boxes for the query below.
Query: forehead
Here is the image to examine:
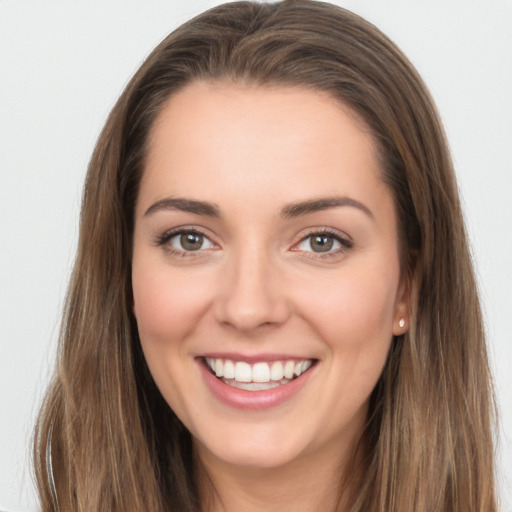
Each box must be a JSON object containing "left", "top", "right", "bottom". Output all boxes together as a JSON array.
[{"left": 138, "top": 81, "right": 390, "bottom": 220}]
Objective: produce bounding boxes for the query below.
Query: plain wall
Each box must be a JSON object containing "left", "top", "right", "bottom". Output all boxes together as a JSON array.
[{"left": 1, "top": 1, "right": 511, "bottom": 510}]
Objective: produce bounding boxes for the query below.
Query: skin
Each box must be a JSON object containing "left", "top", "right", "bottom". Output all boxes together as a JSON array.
[{"left": 132, "top": 82, "right": 410, "bottom": 512}]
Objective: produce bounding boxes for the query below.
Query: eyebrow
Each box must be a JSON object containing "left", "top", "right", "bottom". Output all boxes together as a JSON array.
[
  {"left": 280, "top": 196, "right": 374, "bottom": 220},
  {"left": 143, "top": 195, "right": 373, "bottom": 220},
  {"left": 144, "top": 197, "right": 221, "bottom": 218}
]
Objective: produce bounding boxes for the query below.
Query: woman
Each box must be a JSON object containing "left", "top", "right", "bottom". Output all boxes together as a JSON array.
[{"left": 33, "top": 1, "right": 498, "bottom": 511}]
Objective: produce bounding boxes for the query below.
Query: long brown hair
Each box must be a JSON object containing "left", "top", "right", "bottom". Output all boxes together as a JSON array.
[{"left": 33, "top": 1, "right": 497, "bottom": 510}]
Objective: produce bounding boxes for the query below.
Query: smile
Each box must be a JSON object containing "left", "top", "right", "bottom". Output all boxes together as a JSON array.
[
  {"left": 198, "top": 355, "right": 318, "bottom": 410},
  {"left": 204, "top": 357, "right": 315, "bottom": 391}
]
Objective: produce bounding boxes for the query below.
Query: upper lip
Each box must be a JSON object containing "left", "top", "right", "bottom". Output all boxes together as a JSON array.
[{"left": 197, "top": 352, "right": 316, "bottom": 363}]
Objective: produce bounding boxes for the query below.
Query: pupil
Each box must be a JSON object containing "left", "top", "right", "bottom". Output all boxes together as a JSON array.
[
  {"left": 311, "top": 235, "right": 333, "bottom": 252},
  {"left": 181, "top": 233, "right": 203, "bottom": 250}
]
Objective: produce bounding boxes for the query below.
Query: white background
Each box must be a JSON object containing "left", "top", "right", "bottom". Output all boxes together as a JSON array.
[{"left": 0, "top": 1, "right": 511, "bottom": 510}]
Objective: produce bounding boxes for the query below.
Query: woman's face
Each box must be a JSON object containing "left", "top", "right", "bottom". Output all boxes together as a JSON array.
[{"left": 132, "top": 82, "right": 409, "bottom": 470}]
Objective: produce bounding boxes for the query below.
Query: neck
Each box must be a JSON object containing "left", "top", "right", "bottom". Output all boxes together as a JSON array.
[{"left": 194, "top": 436, "right": 362, "bottom": 512}]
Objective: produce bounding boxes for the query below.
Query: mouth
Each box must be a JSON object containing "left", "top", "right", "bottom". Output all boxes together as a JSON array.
[{"left": 202, "top": 356, "right": 317, "bottom": 391}]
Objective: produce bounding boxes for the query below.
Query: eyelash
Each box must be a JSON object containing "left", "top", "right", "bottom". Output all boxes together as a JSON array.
[
  {"left": 155, "top": 227, "right": 215, "bottom": 257},
  {"left": 154, "top": 227, "right": 353, "bottom": 259},
  {"left": 294, "top": 228, "right": 353, "bottom": 259}
]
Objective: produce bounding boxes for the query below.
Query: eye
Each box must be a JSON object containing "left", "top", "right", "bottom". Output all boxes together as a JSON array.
[
  {"left": 294, "top": 230, "right": 352, "bottom": 256},
  {"left": 157, "top": 228, "right": 216, "bottom": 254},
  {"left": 298, "top": 234, "right": 339, "bottom": 253},
  {"left": 171, "top": 231, "right": 214, "bottom": 251}
]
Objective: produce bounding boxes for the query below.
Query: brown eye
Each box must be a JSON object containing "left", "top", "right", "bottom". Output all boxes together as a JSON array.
[
  {"left": 310, "top": 235, "right": 334, "bottom": 252},
  {"left": 167, "top": 230, "right": 215, "bottom": 252},
  {"left": 294, "top": 230, "right": 352, "bottom": 257},
  {"left": 180, "top": 232, "right": 204, "bottom": 251}
]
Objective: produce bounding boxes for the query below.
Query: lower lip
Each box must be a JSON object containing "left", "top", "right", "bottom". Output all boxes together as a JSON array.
[{"left": 198, "top": 359, "right": 315, "bottom": 411}]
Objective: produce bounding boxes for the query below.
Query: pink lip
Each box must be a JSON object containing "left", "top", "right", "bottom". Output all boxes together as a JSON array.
[
  {"left": 197, "top": 358, "right": 315, "bottom": 411},
  {"left": 199, "top": 352, "right": 311, "bottom": 363}
]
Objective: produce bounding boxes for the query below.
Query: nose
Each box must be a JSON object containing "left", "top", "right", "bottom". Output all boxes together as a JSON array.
[{"left": 213, "top": 245, "right": 291, "bottom": 333}]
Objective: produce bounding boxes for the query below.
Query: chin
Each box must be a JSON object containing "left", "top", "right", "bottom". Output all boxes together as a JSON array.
[{"left": 194, "top": 425, "right": 310, "bottom": 470}]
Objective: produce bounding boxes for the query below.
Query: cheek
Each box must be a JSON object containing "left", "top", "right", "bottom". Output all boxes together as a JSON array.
[
  {"left": 132, "top": 263, "right": 213, "bottom": 343},
  {"left": 296, "top": 265, "right": 399, "bottom": 353},
  {"left": 131, "top": 262, "right": 214, "bottom": 418},
  {"left": 294, "top": 265, "right": 399, "bottom": 427}
]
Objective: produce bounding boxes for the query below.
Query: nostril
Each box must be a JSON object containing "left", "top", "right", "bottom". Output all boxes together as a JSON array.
[
  {"left": 214, "top": 296, "right": 291, "bottom": 332},
  {"left": 212, "top": 262, "right": 291, "bottom": 331}
]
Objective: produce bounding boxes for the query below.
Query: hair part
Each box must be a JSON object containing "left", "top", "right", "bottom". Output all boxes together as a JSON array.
[{"left": 34, "top": 1, "right": 497, "bottom": 511}]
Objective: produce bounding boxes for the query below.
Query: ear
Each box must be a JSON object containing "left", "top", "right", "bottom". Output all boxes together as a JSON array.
[{"left": 392, "top": 273, "right": 413, "bottom": 335}]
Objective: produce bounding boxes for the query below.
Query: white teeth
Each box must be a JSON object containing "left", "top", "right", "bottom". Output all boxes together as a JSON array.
[
  {"left": 301, "top": 360, "right": 312, "bottom": 373},
  {"left": 284, "top": 360, "right": 295, "bottom": 379},
  {"left": 204, "top": 357, "right": 314, "bottom": 385},
  {"left": 225, "top": 380, "right": 286, "bottom": 391},
  {"left": 223, "top": 359, "right": 235, "bottom": 379},
  {"left": 252, "top": 362, "right": 270, "bottom": 383},
  {"left": 215, "top": 358, "right": 223, "bottom": 377},
  {"left": 270, "top": 361, "right": 284, "bottom": 381},
  {"left": 235, "top": 361, "right": 252, "bottom": 382}
]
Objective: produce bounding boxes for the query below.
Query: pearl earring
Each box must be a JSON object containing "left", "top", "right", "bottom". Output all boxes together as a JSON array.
[{"left": 398, "top": 318, "right": 405, "bottom": 328}]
